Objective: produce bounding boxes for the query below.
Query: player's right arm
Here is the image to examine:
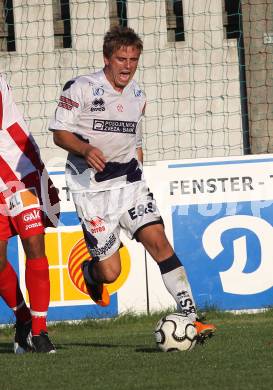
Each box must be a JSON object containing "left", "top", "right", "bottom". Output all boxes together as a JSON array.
[
  {"left": 53, "top": 130, "right": 106, "bottom": 172},
  {"left": 137, "top": 147, "right": 143, "bottom": 164}
]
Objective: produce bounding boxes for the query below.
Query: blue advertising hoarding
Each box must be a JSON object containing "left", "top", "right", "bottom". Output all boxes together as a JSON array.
[{"left": 159, "top": 156, "right": 273, "bottom": 311}]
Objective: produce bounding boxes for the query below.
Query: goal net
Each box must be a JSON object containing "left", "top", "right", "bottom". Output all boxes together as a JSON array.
[{"left": 0, "top": 0, "right": 272, "bottom": 165}]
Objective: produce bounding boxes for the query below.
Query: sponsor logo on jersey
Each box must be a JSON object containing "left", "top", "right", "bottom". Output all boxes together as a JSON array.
[
  {"left": 134, "top": 89, "right": 143, "bottom": 97},
  {"left": 8, "top": 193, "right": 21, "bottom": 211},
  {"left": 58, "top": 95, "right": 79, "bottom": 111},
  {"left": 117, "top": 104, "right": 124, "bottom": 112},
  {"left": 20, "top": 188, "right": 39, "bottom": 207},
  {"left": 92, "top": 87, "right": 104, "bottom": 96},
  {"left": 91, "top": 98, "right": 105, "bottom": 112},
  {"left": 6, "top": 188, "right": 39, "bottom": 215},
  {"left": 93, "top": 119, "right": 137, "bottom": 134}
]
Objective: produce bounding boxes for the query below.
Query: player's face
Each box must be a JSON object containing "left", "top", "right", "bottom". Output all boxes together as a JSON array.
[{"left": 104, "top": 45, "right": 141, "bottom": 92}]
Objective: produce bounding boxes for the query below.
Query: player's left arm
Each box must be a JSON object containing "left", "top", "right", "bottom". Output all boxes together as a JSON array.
[{"left": 136, "top": 101, "right": 145, "bottom": 165}]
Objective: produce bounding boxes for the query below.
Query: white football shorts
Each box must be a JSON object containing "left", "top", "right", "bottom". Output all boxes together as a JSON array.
[{"left": 72, "top": 181, "right": 162, "bottom": 261}]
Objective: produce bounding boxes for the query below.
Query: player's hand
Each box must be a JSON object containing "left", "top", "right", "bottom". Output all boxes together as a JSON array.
[{"left": 83, "top": 145, "right": 106, "bottom": 172}]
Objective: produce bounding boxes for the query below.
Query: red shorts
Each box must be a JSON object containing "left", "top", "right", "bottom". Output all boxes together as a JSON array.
[{"left": 0, "top": 170, "right": 60, "bottom": 240}]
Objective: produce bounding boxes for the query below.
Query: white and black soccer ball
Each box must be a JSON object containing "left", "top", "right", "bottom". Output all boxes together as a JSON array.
[{"left": 155, "top": 313, "right": 197, "bottom": 352}]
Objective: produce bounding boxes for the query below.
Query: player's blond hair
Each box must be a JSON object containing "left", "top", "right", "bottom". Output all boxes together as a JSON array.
[{"left": 103, "top": 25, "right": 143, "bottom": 58}]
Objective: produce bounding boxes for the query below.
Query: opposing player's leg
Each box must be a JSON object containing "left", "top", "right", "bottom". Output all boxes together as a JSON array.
[
  {"left": 21, "top": 234, "right": 55, "bottom": 353},
  {"left": 11, "top": 184, "right": 57, "bottom": 353},
  {"left": 0, "top": 251, "right": 33, "bottom": 354},
  {"left": 0, "top": 210, "right": 33, "bottom": 354},
  {"left": 14, "top": 319, "right": 32, "bottom": 354}
]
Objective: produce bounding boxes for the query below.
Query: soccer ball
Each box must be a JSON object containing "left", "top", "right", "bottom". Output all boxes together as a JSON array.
[{"left": 154, "top": 313, "right": 197, "bottom": 352}]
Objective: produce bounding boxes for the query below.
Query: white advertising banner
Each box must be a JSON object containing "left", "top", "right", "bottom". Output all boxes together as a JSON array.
[{"left": 1, "top": 154, "right": 273, "bottom": 324}]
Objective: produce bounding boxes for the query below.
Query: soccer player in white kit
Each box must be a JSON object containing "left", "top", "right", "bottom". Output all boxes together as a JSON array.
[
  {"left": 50, "top": 25, "right": 215, "bottom": 339},
  {"left": 0, "top": 75, "right": 59, "bottom": 353}
]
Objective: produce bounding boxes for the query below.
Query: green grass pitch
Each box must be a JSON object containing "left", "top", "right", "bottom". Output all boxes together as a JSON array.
[{"left": 0, "top": 310, "right": 273, "bottom": 390}]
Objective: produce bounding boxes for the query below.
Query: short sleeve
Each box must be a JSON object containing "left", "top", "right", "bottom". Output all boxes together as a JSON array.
[{"left": 49, "top": 78, "right": 83, "bottom": 132}]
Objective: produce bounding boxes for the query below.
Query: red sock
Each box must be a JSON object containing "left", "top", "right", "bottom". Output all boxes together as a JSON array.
[
  {"left": 0, "top": 261, "right": 31, "bottom": 323},
  {"left": 25, "top": 257, "right": 50, "bottom": 335}
]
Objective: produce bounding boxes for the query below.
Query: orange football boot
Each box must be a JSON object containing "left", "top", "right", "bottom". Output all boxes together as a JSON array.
[{"left": 194, "top": 321, "right": 216, "bottom": 338}]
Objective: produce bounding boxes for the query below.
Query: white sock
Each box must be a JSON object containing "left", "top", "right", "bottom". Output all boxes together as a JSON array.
[{"left": 160, "top": 261, "right": 197, "bottom": 322}]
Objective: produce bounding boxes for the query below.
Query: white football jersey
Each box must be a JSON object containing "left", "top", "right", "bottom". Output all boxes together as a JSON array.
[
  {"left": 49, "top": 70, "right": 146, "bottom": 192},
  {"left": 0, "top": 75, "right": 42, "bottom": 193}
]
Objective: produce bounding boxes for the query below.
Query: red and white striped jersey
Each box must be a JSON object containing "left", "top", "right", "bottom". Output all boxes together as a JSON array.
[{"left": 0, "top": 75, "right": 43, "bottom": 192}]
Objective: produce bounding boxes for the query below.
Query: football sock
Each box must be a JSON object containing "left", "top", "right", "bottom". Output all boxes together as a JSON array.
[
  {"left": 0, "top": 261, "right": 31, "bottom": 323},
  {"left": 25, "top": 257, "right": 50, "bottom": 335},
  {"left": 158, "top": 253, "right": 197, "bottom": 322},
  {"left": 84, "top": 259, "right": 100, "bottom": 285}
]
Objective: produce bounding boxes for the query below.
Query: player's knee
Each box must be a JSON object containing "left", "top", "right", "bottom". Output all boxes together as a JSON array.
[
  {"left": 103, "top": 269, "right": 121, "bottom": 284},
  {"left": 95, "top": 250, "right": 121, "bottom": 283},
  {"left": 147, "top": 237, "right": 173, "bottom": 261},
  {"left": 153, "top": 241, "right": 170, "bottom": 258},
  {"left": 100, "top": 266, "right": 121, "bottom": 284}
]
